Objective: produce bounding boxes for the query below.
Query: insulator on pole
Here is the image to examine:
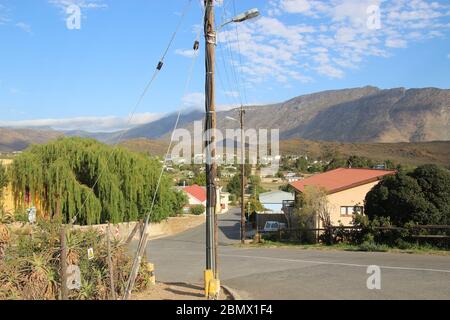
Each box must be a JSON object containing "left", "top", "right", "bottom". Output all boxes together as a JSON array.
[{"left": 193, "top": 40, "right": 200, "bottom": 51}]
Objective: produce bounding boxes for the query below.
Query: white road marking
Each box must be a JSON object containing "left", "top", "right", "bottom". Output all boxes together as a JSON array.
[{"left": 219, "top": 253, "right": 450, "bottom": 274}]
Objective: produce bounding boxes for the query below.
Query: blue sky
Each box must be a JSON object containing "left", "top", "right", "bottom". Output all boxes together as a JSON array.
[{"left": 1, "top": 0, "right": 449, "bottom": 131}]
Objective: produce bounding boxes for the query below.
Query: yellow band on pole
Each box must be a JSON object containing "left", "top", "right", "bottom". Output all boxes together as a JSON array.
[{"left": 204, "top": 269, "right": 214, "bottom": 298}]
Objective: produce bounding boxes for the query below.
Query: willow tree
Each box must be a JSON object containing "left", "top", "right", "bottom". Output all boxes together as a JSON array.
[
  {"left": 9, "top": 137, "right": 186, "bottom": 225},
  {"left": 0, "top": 165, "right": 8, "bottom": 208}
]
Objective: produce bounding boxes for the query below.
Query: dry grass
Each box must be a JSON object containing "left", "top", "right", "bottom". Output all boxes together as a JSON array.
[{"left": 280, "top": 139, "right": 450, "bottom": 167}]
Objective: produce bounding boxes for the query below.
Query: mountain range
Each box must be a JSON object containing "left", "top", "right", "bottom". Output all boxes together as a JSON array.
[
  {"left": 1, "top": 86, "right": 449, "bottom": 152},
  {"left": 92, "top": 86, "right": 450, "bottom": 143}
]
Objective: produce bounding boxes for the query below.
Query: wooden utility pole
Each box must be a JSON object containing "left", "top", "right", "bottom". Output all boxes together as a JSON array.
[
  {"left": 204, "top": 0, "right": 218, "bottom": 278},
  {"left": 60, "top": 225, "right": 68, "bottom": 300},
  {"left": 106, "top": 222, "right": 117, "bottom": 300},
  {"left": 240, "top": 107, "right": 246, "bottom": 244}
]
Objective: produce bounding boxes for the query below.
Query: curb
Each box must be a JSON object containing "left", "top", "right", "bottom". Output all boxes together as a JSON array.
[
  {"left": 163, "top": 282, "right": 242, "bottom": 300},
  {"left": 221, "top": 285, "right": 242, "bottom": 300}
]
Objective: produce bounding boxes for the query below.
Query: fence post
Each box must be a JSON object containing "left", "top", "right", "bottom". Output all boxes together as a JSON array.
[
  {"left": 329, "top": 226, "right": 334, "bottom": 245},
  {"left": 60, "top": 225, "right": 68, "bottom": 300},
  {"left": 107, "top": 222, "right": 117, "bottom": 300}
]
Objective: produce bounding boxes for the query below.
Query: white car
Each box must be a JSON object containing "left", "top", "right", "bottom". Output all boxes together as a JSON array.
[{"left": 263, "top": 221, "right": 287, "bottom": 233}]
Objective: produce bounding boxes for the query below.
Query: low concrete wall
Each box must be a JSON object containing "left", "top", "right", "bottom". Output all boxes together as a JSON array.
[
  {"left": 73, "top": 215, "right": 206, "bottom": 241},
  {"left": 7, "top": 215, "right": 206, "bottom": 241}
]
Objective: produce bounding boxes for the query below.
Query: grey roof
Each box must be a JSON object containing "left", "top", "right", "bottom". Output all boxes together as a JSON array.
[{"left": 259, "top": 191, "right": 295, "bottom": 203}]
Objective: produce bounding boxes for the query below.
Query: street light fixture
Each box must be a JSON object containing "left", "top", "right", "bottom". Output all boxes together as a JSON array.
[{"left": 219, "top": 8, "right": 260, "bottom": 29}]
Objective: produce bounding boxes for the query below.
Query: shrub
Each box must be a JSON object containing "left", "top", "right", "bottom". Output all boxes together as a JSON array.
[
  {"left": 189, "top": 205, "right": 205, "bottom": 216},
  {"left": 365, "top": 164, "right": 450, "bottom": 225},
  {"left": 357, "top": 241, "right": 389, "bottom": 252},
  {"left": 0, "top": 220, "right": 151, "bottom": 300}
]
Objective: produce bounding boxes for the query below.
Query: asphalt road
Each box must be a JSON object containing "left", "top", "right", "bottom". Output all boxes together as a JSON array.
[{"left": 145, "top": 209, "right": 450, "bottom": 300}]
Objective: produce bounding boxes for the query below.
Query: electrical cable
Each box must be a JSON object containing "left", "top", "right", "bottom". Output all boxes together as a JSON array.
[
  {"left": 70, "top": 0, "right": 194, "bottom": 225},
  {"left": 123, "top": 4, "right": 205, "bottom": 299}
]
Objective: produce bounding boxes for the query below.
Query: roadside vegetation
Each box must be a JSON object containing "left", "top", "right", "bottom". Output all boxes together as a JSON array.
[
  {"left": 189, "top": 205, "right": 206, "bottom": 216},
  {"left": 260, "top": 164, "right": 450, "bottom": 253},
  {"left": 7, "top": 137, "right": 187, "bottom": 225},
  {"left": 0, "top": 165, "right": 8, "bottom": 212},
  {"left": 0, "top": 218, "right": 151, "bottom": 300}
]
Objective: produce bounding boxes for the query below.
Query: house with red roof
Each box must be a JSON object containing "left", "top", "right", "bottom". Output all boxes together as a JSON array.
[
  {"left": 182, "top": 184, "right": 207, "bottom": 206},
  {"left": 289, "top": 168, "right": 396, "bottom": 227},
  {"left": 178, "top": 184, "right": 230, "bottom": 215}
]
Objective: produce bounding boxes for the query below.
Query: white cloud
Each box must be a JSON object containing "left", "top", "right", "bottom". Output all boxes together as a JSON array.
[
  {"left": 281, "top": 0, "right": 311, "bottom": 13},
  {"left": 0, "top": 4, "right": 9, "bottom": 25},
  {"left": 175, "top": 49, "right": 198, "bottom": 58},
  {"left": 48, "top": 0, "right": 107, "bottom": 18},
  {"left": 223, "top": 91, "right": 239, "bottom": 98},
  {"left": 218, "top": 0, "right": 450, "bottom": 83},
  {"left": 448, "top": 54, "right": 450, "bottom": 59},
  {"left": 385, "top": 38, "right": 408, "bottom": 48},
  {"left": 48, "top": 0, "right": 107, "bottom": 10},
  {"left": 182, "top": 92, "right": 204, "bottom": 109},
  {"left": 0, "top": 113, "right": 163, "bottom": 132},
  {"left": 15, "top": 22, "right": 32, "bottom": 34}
]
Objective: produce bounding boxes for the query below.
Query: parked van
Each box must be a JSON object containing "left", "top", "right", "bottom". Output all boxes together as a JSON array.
[{"left": 263, "top": 221, "right": 287, "bottom": 233}]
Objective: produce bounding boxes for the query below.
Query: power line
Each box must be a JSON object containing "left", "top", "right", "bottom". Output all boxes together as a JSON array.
[
  {"left": 123, "top": 4, "right": 205, "bottom": 300},
  {"left": 70, "top": 0, "right": 194, "bottom": 224},
  {"left": 217, "top": 2, "right": 244, "bottom": 107},
  {"left": 231, "top": 0, "right": 250, "bottom": 106},
  {"left": 216, "top": 44, "right": 240, "bottom": 107}
]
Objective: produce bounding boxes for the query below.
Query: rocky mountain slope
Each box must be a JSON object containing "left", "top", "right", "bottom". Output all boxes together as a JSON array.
[{"left": 118, "top": 86, "right": 450, "bottom": 143}]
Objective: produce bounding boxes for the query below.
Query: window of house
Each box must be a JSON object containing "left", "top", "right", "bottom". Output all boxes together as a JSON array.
[{"left": 340, "top": 206, "right": 363, "bottom": 216}]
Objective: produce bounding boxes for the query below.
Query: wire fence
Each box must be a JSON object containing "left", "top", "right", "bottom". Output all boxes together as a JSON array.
[{"left": 261, "top": 225, "right": 450, "bottom": 248}]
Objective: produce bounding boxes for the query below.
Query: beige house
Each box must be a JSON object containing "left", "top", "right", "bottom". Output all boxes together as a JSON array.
[{"left": 289, "top": 168, "right": 396, "bottom": 227}]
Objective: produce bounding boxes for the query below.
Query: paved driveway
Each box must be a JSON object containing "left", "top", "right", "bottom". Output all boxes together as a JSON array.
[{"left": 145, "top": 209, "right": 450, "bottom": 300}]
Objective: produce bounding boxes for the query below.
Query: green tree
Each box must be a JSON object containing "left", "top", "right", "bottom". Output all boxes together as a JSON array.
[
  {"left": 226, "top": 174, "right": 242, "bottom": 199},
  {"left": 173, "top": 190, "right": 189, "bottom": 216},
  {"left": 295, "top": 157, "right": 309, "bottom": 172},
  {"left": 385, "top": 160, "right": 396, "bottom": 170},
  {"left": 248, "top": 175, "right": 266, "bottom": 196},
  {"left": 347, "top": 156, "right": 375, "bottom": 169},
  {"left": 279, "top": 184, "right": 296, "bottom": 193},
  {"left": 0, "top": 165, "right": 7, "bottom": 191},
  {"left": 410, "top": 164, "right": 450, "bottom": 222},
  {"left": 324, "top": 158, "right": 347, "bottom": 171},
  {"left": 246, "top": 196, "right": 264, "bottom": 215},
  {"left": 365, "top": 165, "right": 450, "bottom": 225},
  {"left": 9, "top": 137, "right": 184, "bottom": 225},
  {"left": 280, "top": 157, "right": 291, "bottom": 171},
  {"left": 276, "top": 170, "right": 284, "bottom": 178},
  {"left": 193, "top": 172, "right": 206, "bottom": 186},
  {"left": 0, "top": 165, "right": 8, "bottom": 207},
  {"left": 244, "top": 162, "right": 252, "bottom": 178},
  {"left": 307, "top": 163, "right": 324, "bottom": 173}
]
